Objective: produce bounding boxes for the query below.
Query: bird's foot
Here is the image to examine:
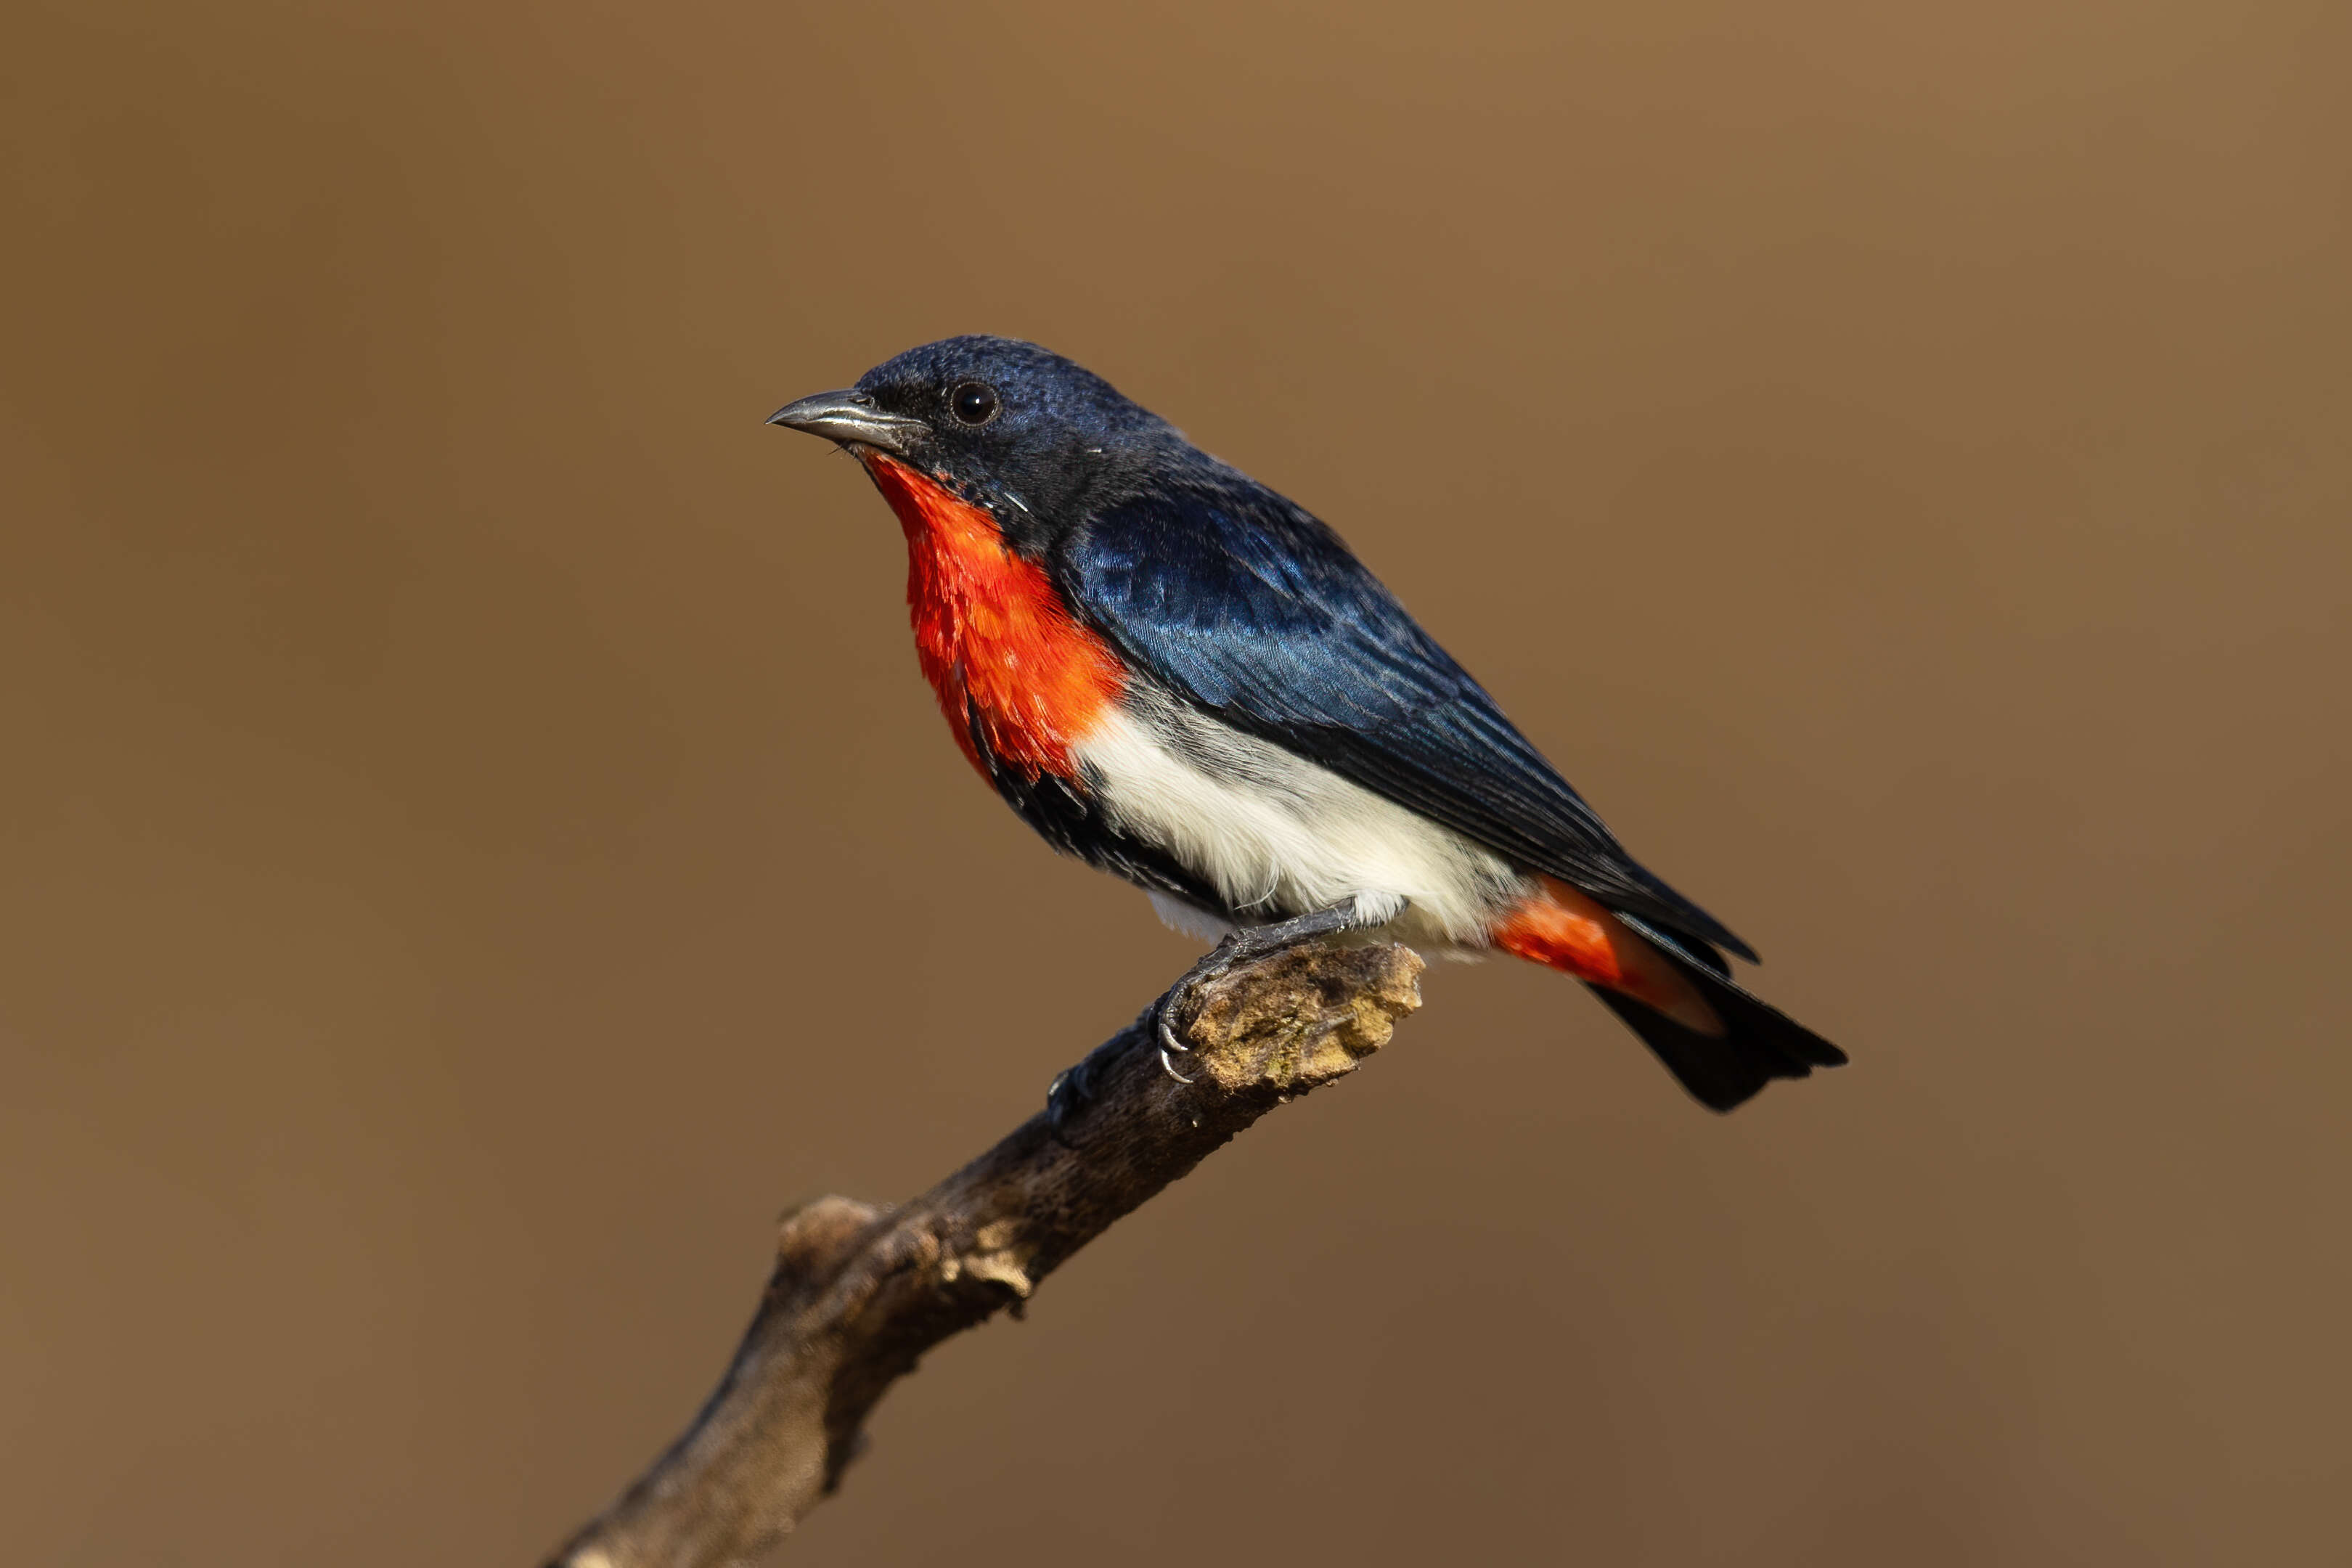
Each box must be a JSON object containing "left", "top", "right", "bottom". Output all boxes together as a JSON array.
[
  {"left": 1047, "top": 898, "right": 1395, "bottom": 1140},
  {"left": 1148, "top": 899, "right": 1378, "bottom": 1073},
  {"left": 1046, "top": 1023, "right": 1138, "bottom": 1143},
  {"left": 1048, "top": 998, "right": 1181, "bottom": 1140}
]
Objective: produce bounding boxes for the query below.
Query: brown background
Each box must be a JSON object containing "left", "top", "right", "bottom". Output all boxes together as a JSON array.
[{"left": 4, "top": 1, "right": 2348, "bottom": 1562}]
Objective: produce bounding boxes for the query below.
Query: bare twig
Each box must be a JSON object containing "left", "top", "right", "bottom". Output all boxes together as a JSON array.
[{"left": 544, "top": 940, "right": 1424, "bottom": 1568}]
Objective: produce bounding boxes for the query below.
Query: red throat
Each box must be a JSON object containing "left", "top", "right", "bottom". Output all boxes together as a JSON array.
[{"left": 861, "top": 455, "right": 1125, "bottom": 782}]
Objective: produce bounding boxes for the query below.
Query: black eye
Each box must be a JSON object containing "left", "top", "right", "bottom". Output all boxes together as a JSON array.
[{"left": 949, "top": 381, "right": 1000, "bottom": 425}]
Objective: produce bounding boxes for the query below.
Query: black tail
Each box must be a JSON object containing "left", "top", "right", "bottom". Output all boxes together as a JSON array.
[{"left": 1587, "top": 917, "right": 1848, "bottom": 1112}]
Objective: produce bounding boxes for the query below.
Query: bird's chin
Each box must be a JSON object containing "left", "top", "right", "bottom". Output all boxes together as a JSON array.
[{"left": 849, "top": 446, "right": 920, "bottom": 479}]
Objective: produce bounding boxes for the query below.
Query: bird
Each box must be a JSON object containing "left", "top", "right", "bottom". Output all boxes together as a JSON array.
[{"left": 767, "top": 336, "right": 1845, "bottom": 1114}]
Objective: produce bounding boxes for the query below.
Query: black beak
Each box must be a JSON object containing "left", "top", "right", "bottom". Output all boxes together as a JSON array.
[{"left": 765, "top": 389, "right": 927, "bottom": 457}]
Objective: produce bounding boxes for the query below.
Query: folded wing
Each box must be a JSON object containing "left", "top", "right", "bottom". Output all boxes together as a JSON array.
[{"left": 1053, "top": 465, "right": 1758, "bottom": 963}]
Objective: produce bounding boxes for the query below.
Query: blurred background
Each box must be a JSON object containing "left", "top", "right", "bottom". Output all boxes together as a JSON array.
[{"left": 4, "top": 1, "right": 2347, "bottom": 1562}]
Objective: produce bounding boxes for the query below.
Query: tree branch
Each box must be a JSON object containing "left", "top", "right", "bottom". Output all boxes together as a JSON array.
[{"left": 543, "top": 940, "right": 1424, "bottom": 1568}]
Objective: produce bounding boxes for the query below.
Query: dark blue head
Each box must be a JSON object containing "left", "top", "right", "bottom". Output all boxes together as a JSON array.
[{"left": 768, "top": 336, "right": 1188, "bottom": 547}]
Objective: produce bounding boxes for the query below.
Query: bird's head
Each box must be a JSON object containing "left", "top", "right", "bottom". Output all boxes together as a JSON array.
[{"left": 767, "top": 336, "right": 1182, "bottom": 548}]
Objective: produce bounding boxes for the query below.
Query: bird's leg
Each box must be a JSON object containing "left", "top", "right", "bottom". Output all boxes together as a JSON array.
[{"left": 1151, "top": 897, "right": 1390, "bottom": 1077}]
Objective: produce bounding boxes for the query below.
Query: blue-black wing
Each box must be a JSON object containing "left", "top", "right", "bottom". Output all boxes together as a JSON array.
[{"left": 1053, "top": 464, "right": 1757, "bottom": 961}]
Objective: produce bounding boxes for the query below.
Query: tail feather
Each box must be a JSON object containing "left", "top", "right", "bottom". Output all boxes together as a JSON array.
[{"left": 1596, "top": 915, "right": 1847, "bottom": 1112}]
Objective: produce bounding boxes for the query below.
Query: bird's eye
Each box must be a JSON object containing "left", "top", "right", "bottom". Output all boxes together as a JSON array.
[{"left": 949, "top": 381, "right": 1000, "bottom": 426}]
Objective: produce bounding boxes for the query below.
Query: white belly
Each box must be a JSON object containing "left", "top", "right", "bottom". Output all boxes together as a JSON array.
[{"left": 1070, "top": 690, "right": 1527, "bottom": 948}]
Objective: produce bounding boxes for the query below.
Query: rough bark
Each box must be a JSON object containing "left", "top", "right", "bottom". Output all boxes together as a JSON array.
[{"left": 544, "top": 939, "right": 1424, "bottom": 1568}]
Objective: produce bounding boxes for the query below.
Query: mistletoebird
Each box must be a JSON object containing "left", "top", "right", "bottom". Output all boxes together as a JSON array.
[{"left": 769, "top": 337, "right": 1845, "bottom": 1114}]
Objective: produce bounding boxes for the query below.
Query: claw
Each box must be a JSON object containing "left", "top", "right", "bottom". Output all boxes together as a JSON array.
[
  {"left": 1045, "top": 1069, "right": 1080, "bottom": 1142},
  {"left": 1057, "top": 898, "right": 1389, "bottom": 1124}
]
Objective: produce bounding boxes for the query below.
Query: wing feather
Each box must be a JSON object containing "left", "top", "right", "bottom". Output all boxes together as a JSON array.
[{"left": 1055, "top": 467, "right": 1757, "bottom": 961}]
